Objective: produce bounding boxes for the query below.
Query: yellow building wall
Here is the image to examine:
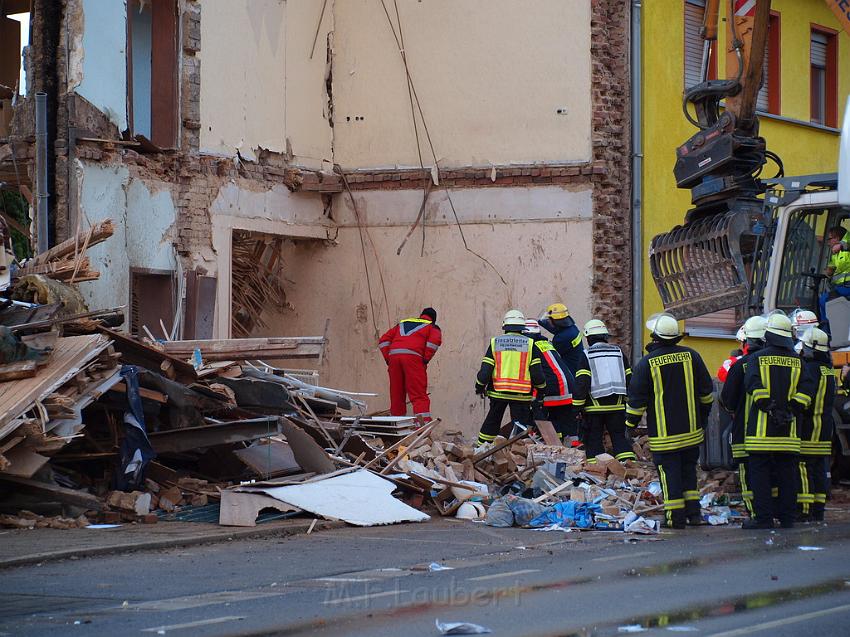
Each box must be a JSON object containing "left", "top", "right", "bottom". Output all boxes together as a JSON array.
[{"left": 642, "top": 0, "right": 850, "bottom": 374}]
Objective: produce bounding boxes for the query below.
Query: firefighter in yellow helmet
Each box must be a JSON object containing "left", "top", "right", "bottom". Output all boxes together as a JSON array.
[
  {"left": 474, "top": 310, "right": 546, "bottom": 447},
  {"left": 538, "top": 303, "right": 585, "bottom": 378},
  {"left": 626, "top": 314, "right": 714, "bottom": 529},
  {"left": 742, "top": 312, "right": 813, "bottom": 529}
]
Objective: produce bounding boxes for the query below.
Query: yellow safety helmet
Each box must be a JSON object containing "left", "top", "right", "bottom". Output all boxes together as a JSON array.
[
  {"left": 546, "top": 303, "right": 570, "bottom": 320},
  {"left": 646, "top": 313, "right": 680, "bottom": 339},
  {"left": 583, "top": 319, "right": 609, "bottom": 337},
  {"left": 801, "top": 327, "right": 830, "bottom": 352},
  {"left": 742, "top": 315, "right": 767, "bottom": 340},
  {"left": 502, "top": 309, "right": 526, "bottom": 327},
  {"left": 765, "top": 312, "right": 793, "bottom": 338}
]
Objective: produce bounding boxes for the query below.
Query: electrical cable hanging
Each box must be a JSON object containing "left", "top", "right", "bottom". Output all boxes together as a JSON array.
[{"left": 377, "top": 0, "right": 508, "bottom": 288}]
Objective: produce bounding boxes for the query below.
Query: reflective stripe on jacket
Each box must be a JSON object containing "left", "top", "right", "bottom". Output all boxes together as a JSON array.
[
  {"left": 476, "top": 331, "right": 545, "bottom": 401},
  {"left": 626, "top": 343, "right": 713, "bottom": 452},
  {"left": 378, "top": 316, "right": 442, "bottom": 363}
]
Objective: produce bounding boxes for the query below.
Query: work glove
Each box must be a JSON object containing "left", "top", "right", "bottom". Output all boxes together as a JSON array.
[
  {"left": 625, "top": 414, "right": 641, "bottom": 428},
  {"left": 475, "top": 383, "right": 485, "bottom": 396},
  {"left": 754, "top": 398, "right": 771, "bottom": 413}
]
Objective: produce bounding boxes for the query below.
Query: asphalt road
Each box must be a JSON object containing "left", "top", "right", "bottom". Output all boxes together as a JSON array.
[{"left": 0, "top": 518, "right": 848, "bottom": 636}]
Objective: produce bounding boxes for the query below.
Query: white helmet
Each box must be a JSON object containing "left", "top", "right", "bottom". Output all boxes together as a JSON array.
[
  {"left": 583, "top": 319, "right": 609, "bottom": 337},
  {"left": 456, "top": 501, "right": 486, "bottom": 520},
  {"left": 790, "top": 309, "right": 818, "bottom": 338},
  {"left": 502, "top": 309, "right": 526, "bottom": 327},
  {"left": 742, "top": 315, "right": 767, "bottom": 340},
  {"left": 646, "top": 313, "right": 680, "bottom": 339},
  {"left": 801, "top": 327, "right": 830, "bottom": 352},
  {"left": 523, "top": 319, "right": 541, "bottom": 335}
]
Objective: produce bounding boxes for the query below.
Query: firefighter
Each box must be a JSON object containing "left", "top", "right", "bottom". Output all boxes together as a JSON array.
[
  {"left": 523, "top": 319, "right": 577, "bottom": 442},
  {"left": 790, "top": 309, "right": 819, "bottom": 354},
  {"left": 797, "top": 327, "right": 835, "bottom": 523},
  {"left": 475, "top": 310, "right": 546, "bottom": 447},
  {"left": 378, "top": 308, "right": 441, "bottom": 420},
  {"left": 743, "top": 312, "right": 813, "bottom": 529},
  {"left": 626, "top": 314, "right": 714, "bottom": 529},
  {"left": 538, "top": 303, "right": 585, "bottom": 376},
  {"left": 719, "top": 315, "right": 768, "bottom": 519},
  {"left": 573, "top": 319, "right": 635, "bottom": 463}
]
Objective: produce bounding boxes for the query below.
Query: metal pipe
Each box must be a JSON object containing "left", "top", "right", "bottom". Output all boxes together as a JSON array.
[
  {"left": 630, "top": 0, "right": 644, "bottom": 359},
  {"left": 35, "top": 91, "right": 49, "bottom": 254}
]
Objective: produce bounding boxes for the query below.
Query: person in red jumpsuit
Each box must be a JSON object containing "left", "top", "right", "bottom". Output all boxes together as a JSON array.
[{"left": 378, "top": 308, "right": 442, "bottom": 420}]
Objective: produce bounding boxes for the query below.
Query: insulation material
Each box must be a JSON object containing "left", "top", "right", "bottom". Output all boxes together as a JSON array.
[{"left": 250, "top": 469, "right": 430, "bottom": 526}]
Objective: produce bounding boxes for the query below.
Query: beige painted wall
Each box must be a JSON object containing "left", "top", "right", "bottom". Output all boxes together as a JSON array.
[
  {"left": 332, "top": 0, "right": 592, "bottom": 168},
  {"left": 252, "top": 185, "right": 594, "bottom": 436},
  {"left": 198, "top": 0, "right": 333, "bottom": 166}
]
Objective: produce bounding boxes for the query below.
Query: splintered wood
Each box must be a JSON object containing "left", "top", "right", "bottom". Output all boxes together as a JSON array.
[
  {"left": 17, "top": 219, "right": 114, "bottom": 283},
  {"left": 231, "top": 231, "right": 289, "bottom": 337}
]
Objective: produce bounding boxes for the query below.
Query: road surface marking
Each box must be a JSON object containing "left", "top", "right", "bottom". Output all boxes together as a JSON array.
[
  {"left": 707, "top": 603, "right": 850, "bottom": 637},
  {"left": 323, "top": 590, "right": 408, "bottom": 605},
  {"left": 125, "top": 590, "right": 283, "bottom": 611},
  {"left": 141, "top": 616, "right": 245, "bottom": 632},
  {"left": 355, "top": 536, "right": 494, "bottom": 547},
  {"left": 592, "top": 551, "right": 655, "bottom": 562},
  {"left": 468, "top": 569, "right": 540, "bottom": 581},
  {"left": 315, "top": 577, "right": 377, "bottom": 583}
]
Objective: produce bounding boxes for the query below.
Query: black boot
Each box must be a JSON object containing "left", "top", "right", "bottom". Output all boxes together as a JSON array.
[
  {"left": 666, "top": 510, "right": 686, "bottom": 530},
  {"left": 742, "top": 518, "right": 774, "bottom": 530},
  {"left": 686, "top": 513, "right": 704, "bottom": 526},
  {"left": 811, "top": 505, "right": 825, "bottom": 522}
]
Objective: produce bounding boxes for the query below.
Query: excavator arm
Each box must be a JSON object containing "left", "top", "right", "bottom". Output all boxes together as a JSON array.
[{"left": 650, "top": 1, "right": 850, "bottom": 319}]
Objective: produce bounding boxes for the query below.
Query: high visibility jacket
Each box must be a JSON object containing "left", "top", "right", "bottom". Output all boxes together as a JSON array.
[
  {"left": 476, "top": 330, "right": 545, "bottom": 401},
  {"left": 743, "top": 345, "right": 812, "bottom": 453},
  {"left": 625, "top": 342, "right": 714, "bottom": 452},
  {"left": 799, "top": 354, "right": 836, "bottom": 456},
  {"left": 719, "top": 345, "right": 761, "bottom": 459},
  {"left": 538, "top": 317, "right": 585, "bottom": 376},
  {"left": 574, "top": 343, "right": 631, "bottom": 413},
  {"left": 829, "top": 250, "right": 850, "bottom": 286},
  {"left": 717, "top": 346, "right": 745, "bottom": 382},
  {"left": 530, "top": 336, "right": 574, "bottom": 406},
  {"left": 379, "top": 316, "right": 442, "bottom": 363}
]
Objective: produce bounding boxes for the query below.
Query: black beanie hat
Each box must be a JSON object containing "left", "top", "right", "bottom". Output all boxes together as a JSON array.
[{"left": 421, "top": 307, "right": 437, "bottom": 322}]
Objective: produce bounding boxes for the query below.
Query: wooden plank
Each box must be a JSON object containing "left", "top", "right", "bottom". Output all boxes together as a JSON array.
[
  {"left": 0, "top": 361, "right": 38, "bottom": 382},
  {"left": 536, "top": 420, "right": 563, "bottom": 447},
  {"left": 20, "top": 220, "right": 114, "bottom": 270},
  {"left": 162, "top": 337, "right": 325, "bottom": 362},
  {"left": 1, "top": 447, "right": 49, "bottom": 478},
  {"left": 0, "top": 335, "right": 112, "bottom": 439},
  {"left": 97, "top": 327, "right": 198, "bottom": 384},
  {"left": 0, "top": 475, "right": 104, "bottom": 511},
  {"left": 109, "top": 381, "right": 168, "bottom": 404}
]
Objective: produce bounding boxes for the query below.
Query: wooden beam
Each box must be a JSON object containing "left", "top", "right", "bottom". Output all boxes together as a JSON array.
[
  {"left": 0, "top": 475, "right": 105, "bottom": 511},
  {"left": 161, "top": 337, "right": 325, "bottom": 362}
]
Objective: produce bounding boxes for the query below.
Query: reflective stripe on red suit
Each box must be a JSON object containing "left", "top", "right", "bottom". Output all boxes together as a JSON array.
[{"left": 378, "top": 316, "right": 442, "bottom": 417}]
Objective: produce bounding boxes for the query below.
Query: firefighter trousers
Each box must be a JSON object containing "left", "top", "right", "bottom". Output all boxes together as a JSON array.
[
  {"left": 387, "top": 355, "right": 430, "bottom": 418},
  {"left": 797, "top": 455, "right": 828, "bottom": 520},
  {"left": 736, "top": 458, "right": 755, "bottom": 517},
  {"left": 584, "top": 411, "right": 636, "bottom": 462},
  {"left": 478, "top": 398, "right": 533, "bottom": 444},
  {"left": 546, "top": 405, "right": 576, "bottom": 438},
  {"left": 748, "top": 452, "right": 798, "bottom": 526},
  {"left": 653, "top": 446, "right": 700, "bottom": 526}
]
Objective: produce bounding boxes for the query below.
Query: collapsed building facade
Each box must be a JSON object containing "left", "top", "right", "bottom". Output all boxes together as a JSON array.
[{"left": 0, "top": 0, "right": 631, "bottom": 433}]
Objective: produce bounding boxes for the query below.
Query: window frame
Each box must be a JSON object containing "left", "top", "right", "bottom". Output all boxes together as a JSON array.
[
  {"left": 684, "top": 0, "right": 717, "bottom": 91},
  {"left": 810, "top": 24, "right": 838, "bottom": 128}
]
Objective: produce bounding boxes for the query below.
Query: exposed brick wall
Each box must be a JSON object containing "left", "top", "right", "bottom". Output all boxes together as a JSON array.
[{"left": 589, "top": 0, "right": 632, "bottom": 349}]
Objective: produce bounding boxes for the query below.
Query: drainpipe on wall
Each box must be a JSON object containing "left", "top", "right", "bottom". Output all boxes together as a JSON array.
[
  {"left": 630, "top": 0, "right": 643, "bottom": 360},
  {"left": 35, "top": 92, "right": 50, "bottom": 255}
]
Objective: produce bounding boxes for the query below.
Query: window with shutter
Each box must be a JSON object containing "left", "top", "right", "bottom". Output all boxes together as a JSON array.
[
  {"left": 684, "top": 1, "right": 704, "bottom": 89},
  {"left": 756, "top": 13, "right": 780, "bottom": 115},
  {"left": 810, "top": 28, "right": 836, "bottom": 127}
]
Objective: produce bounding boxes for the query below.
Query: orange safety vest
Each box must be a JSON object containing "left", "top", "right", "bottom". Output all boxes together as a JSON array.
[{"left": 491, "top": 334, "right": 533, "bottom": 394}]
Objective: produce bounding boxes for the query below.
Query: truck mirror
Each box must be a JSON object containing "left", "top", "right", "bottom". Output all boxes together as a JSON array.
[{"left": 840, "top": 95, "right": 850, "bottom": 207}]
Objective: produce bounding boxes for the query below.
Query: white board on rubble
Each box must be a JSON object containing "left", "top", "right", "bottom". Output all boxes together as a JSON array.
[{"left": 254, "top": 469, "right": 430, "bottom": 526}]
